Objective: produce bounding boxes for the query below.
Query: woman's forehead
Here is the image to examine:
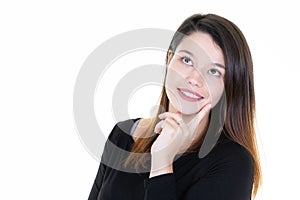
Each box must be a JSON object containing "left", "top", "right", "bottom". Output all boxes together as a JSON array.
[{"left": 176, "top": 32, "right": 225, "bottom": 66}]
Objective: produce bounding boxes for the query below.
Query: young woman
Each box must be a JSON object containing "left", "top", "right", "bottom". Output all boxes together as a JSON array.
[{"left": 88, "top": 13, "right": 262, "bottom": 200}]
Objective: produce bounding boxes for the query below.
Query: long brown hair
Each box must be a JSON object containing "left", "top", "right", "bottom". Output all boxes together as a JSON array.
[{"left": 125, "top": 13, "right": 261, "bottom": 198}]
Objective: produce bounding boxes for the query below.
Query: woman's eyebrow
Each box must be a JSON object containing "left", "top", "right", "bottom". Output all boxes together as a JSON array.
[
  {"left": 177, "top": 49, "right": 194, "bottom": 58},
  {"left": 213, "top": 63, "right": 226, "bottom": 69}
]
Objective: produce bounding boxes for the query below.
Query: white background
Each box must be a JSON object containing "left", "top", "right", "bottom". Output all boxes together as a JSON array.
[{"left": 1, "top": 0, "right": 299, "bottom": 199}]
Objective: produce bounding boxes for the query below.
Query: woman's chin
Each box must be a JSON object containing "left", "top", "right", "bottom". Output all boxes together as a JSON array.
[{"left": 178, "top": 109, "right": 200, "bottom": 116}]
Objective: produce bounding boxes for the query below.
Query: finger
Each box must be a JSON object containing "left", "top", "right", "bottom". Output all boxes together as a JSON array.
[
  {"left": 188, "top": 103, "right": 211, "bottom": 128},
  {"left": 158, "top": 112, "right": 183, "bottom": 125},
  {"left": 194, "top": 103, "right": 211, "bottom": 122},
  {"left": 164, "top": 117, "right": 180, "bottom": 130},
  {"left": 154, "top": 120, "right": 164, "bottom": 134}
]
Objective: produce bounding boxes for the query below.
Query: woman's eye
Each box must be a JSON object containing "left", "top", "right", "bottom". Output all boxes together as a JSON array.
[
  {"left": 181, "top": 57, "right": 193, "bottom": 66},
  {"left": 208, "top": 69, "right": 221, "bottom": 76}
]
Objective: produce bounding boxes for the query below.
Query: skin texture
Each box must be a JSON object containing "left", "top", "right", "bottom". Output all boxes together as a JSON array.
[{"left": 150, "top": 31, "right": 226, "bottom": 177}]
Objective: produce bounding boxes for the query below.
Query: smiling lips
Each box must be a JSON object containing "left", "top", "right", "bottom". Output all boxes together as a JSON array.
[{"left": 177, "top": 88, "right": 204, "bottom": 102}]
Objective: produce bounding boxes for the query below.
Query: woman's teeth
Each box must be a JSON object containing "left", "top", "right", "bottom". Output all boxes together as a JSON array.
[{"left": 181, "top": 90, "right": 200, "bottom": 99}]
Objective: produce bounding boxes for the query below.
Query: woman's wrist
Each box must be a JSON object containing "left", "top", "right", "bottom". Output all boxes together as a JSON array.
[
  {"left": 149, "top": 154, "right": 174, "bottom": 178},
  {"left": 149, "top": 164, "right": 173, "bottom": 178}
]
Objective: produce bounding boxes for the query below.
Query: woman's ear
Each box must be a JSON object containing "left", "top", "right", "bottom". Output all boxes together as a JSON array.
[{"left": 166, "top": 50, "right": 173, "bottom": 66}]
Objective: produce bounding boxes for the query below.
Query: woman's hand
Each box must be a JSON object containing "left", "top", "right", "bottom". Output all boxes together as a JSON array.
[{"left": 150, "top": 104, "right": 211, "bottom": 175}]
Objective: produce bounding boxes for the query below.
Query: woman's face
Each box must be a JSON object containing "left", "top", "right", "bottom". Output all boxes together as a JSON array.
[{"left": 165, "top": 31, "right": 225, "bottom": 115}]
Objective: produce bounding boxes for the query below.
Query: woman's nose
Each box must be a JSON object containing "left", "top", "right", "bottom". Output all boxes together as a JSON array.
[{"left": 186, "top": 69, "right": 204, "bottom": 88}]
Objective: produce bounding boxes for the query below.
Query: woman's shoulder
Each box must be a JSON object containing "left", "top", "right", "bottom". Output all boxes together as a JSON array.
[
  {"left": 107, "top": 118, "right": 141, "bottom": 144},
  {"left": 106, "top": 117, "right": 153, "bottom": 147},
  {"left": 101, "top": 118, "right": 143, "bottom": 170},
  {"left": 130, "top": 118, "right": 153, "bottom": 141}
]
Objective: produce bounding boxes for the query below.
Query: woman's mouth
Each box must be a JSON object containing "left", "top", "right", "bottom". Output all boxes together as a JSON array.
[{"left": 177, "top": 88, "right": 204, "bottom": 102}]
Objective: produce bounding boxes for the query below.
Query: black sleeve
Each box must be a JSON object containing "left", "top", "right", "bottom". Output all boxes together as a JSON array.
[
  {"left": 88, "top": 119, "right": 137, "bottom": 200},
  {"left": 88, "top": 162, "right": 106, "bottom": 200},
  {"left": 87, "top": 122, "right": 120, "bottom": 200},
  {"left": 144, "top": 174, "right": 177, "bottom": 200},
  {"left": 144, "top": 143, "right": 254, "bottom": 200}
]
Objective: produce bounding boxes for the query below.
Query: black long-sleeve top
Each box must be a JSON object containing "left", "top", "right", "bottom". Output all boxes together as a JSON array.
[{"left": 88, "top": 118, "right": 254, "bottom": 200}]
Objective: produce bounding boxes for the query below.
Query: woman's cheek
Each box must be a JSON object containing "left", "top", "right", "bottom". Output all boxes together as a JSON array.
[{"left": 206, "top": 79, "right": 224, "bottom": 107}]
